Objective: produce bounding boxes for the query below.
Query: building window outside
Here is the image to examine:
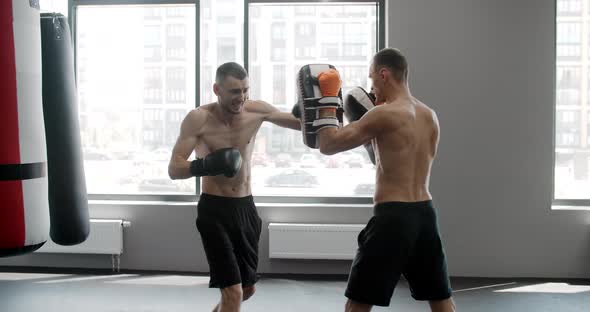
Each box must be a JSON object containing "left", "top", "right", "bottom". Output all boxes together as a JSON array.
[
  {"left": 555, "top": 0, "right": 590, "bottom": 200},
  {"left": 249, "top": 3, "right": 378, "bottom": 197}
]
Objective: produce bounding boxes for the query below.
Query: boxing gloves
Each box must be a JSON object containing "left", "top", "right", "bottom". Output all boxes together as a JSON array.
[
  {"left": 344, "top": 86, "right": 377, "bottom": 122},
  {"left": 294, "top": 64, "right": 344, "bottom": 148},
  {"left": 344, "top": 87, "right": 377, "bottom": 165},
  {"left": 190, "top": 148, "right": 242, "bottom": 177}
]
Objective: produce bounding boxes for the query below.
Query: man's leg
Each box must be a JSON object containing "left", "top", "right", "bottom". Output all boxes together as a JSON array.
[
  {"left": 404, "top": 202, "right": 454, "bottom": 312},
  {"left": 429, "top": 298, "right": 456, "bottom": 312},
  {"left": 345, "top": 299, "right": 372, "bottom": 312},
  {"left": 216, "top": 284, "right": 243, "bottom": 312},
  {"left": 212, "top": 285, "right": 256, "bottom": 311},
  {"left": 242, "top": 285, "right": 256, "bottom": 301}
]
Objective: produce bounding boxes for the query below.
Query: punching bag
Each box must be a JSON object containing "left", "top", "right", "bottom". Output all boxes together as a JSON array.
[
  {"left": 0, "top": 0, "right": 50, "bottom": 257},
  {"left": 40, "top": 13, "right": 90, "bottom": 246}
]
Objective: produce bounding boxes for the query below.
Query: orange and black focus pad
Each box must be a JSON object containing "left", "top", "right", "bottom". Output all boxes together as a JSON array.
[{"left": 294, "top": 64, "right": 344, "bottom": 149}]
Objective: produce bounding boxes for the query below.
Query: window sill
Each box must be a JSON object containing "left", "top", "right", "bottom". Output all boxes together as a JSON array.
[
  {"left": 88, "top": 199, "right": 373, "bottom": 209},
  {"left": 551, "top": 205, "right": 590, "bottom": 211}
]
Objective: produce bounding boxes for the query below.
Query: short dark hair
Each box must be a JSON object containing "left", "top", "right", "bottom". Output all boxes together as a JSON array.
[
  {"left": 373, "top": 48, "right": 408, "bottom": 82},
  {"left": 215, "top": 62, "right": 248, "bottom": 84}
]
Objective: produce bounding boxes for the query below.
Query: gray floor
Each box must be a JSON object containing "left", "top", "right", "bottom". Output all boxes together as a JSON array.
[{"left": 1, "top": 270, "right": 589, "bottom": 311}]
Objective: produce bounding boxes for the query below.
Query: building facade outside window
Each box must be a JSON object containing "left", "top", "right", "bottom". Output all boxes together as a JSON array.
[{"left": 555, "top": 0, "right": 590, "bottom": 201}]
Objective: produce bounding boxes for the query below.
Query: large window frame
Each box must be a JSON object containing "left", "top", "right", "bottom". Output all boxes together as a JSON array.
[{"left": 67, "top": 0, "right": 384, "bottom": 204}]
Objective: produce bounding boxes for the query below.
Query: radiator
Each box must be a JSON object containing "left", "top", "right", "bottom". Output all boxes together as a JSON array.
[
  {"left": 268, "top": 223, "right": 365, "bottom": 260},
  {"left": 36, "top": 219, "right": 130, "bottom": 271}
]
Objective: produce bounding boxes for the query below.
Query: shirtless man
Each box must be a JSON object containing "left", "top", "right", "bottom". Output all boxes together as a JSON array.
[
  {"left": 168, "top": 62, "right": 300, "bottom": 312},
  {"left": 311, "top": 48, "right": 456, "bottom": 311}
]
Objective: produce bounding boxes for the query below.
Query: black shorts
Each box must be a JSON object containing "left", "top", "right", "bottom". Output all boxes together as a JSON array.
[
  {"left": 196, "top": 193, "right": 262, "bottom": 289},
  {"left": 345, "top": 200, "right": 452, "bottom": 306}
]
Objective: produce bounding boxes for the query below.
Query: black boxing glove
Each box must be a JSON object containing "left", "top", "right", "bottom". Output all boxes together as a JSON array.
[{"left": 190, "top": 148, "right": 242, "bottom": 177}]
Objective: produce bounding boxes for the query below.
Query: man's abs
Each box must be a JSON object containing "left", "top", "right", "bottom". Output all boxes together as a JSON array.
[{"left": 201, "top": 174, "right": 252, "bottom": 197}]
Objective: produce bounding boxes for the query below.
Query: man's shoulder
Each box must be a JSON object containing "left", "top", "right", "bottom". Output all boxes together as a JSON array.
[
  {"left": 184, "top": 104, "right": 215, "bottom": 127},
  {"left": 369, "top": 102, "right": 417, "bottom": 130},
  {"left": 188, "top": 103, "right": 215, "bottom": 118},
  {"left": 245, "top": 99, "right": 269, "bottom": 107},
  {"left": 197, "top": 102, "right": 216, "bottom": 112},
  {"left": 373, "top": 102, "right": 408, "bottom": 118},
  {"left": 408, "top": 97, "right": 435, "bottom": 112},
  {"left": 244, "top": 99, "right": 275, "bottom": 114},
  {"left": 413, "top": 99, "right": 437, "bottom": 122},
  {"left": 387, "top": 98, "right": 435, "bottom": 117}
]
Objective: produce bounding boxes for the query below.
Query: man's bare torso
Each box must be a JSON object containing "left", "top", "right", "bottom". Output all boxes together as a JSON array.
[
  {"left": 194, "top": 101, "right": 267, "bottom": 197},
  {"left": 372, "top": 97, "right": 439, "bottom": 204}
]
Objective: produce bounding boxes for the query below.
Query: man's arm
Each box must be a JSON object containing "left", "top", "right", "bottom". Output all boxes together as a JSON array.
[
  {"left": 168, "top": 109, "right": 206, "bottom": 179},
  {"left": 258, "top": 100, "right": 301, "bottom": 130},
  {"left": 318, "top": 106, "right": 385, "bottom": 155},
  {"left": 431, "top": 109, "right": 440, "bottom": 157}
]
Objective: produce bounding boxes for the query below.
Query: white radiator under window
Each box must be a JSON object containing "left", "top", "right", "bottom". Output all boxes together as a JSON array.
[
  {"left": 268, "top": 223, "right": 365, "bottom": 260},
  {"left": 36, "top": 219, "right": 130, "bottom": 271}
]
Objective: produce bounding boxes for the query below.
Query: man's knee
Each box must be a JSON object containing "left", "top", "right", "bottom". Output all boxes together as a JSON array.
[
  {"left": 221, "top": 284, "right": 243, "bottom": 305},
  {"left": 429, "top": 297, "right": 455, "bottom": 312},
  {"left": 345, "top": 299, "right": 372, "bottom": 312},
  {"left": 242, "top": 285, "right": 256, "bottom": 301}
]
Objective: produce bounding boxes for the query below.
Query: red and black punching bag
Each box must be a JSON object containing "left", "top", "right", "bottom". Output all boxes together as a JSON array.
[
  {"left": 0, "top": 1, "right": 90, "bottom": 257},
  {"left": 0, "top": 0, "right": 50, "bottom": 257}
]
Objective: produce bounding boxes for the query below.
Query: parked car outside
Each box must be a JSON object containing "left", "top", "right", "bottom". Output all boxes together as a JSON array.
[
  {"left": 265, "top": 169, "right": 318, "bottom": 188},
  {"left": 275, "top": 153, "right": 293, "bottom": 168},
  {"left": 354, "top": 183, "right": 375, "bottom": 195},
  {"left": 346, "top": 153, "right": 364, "bottom": 168},
  {"left": 299, "top": 153, "right": 319, "bottom": 168},
  {"left": 252, "top": 152, "right": 269, "bottom": 167}
]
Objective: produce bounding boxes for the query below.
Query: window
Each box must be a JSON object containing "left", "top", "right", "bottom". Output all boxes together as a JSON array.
[
  {"left": 76, "top": 5, "right": 196, "bottom": 195},
  {"left": 249, "top": 65, "right": 261, "bottom": 100},
  {"left": 295, "top": 46, "right": 315, "bottom": 59},
  {"left": 296, "top": 23, "right": 314, "bottom": 37},
  {"left": 271, "top": 23, "right": 287, "bottom": 40},
  {"left": 250, "top": 23, "right": 258, "bottom": 62},
  {"left": 557, "top": 0, "right": 582, "bottom": 15},
  {"left": 202, "top": 0, "right": 211, "bottom": 20},
  {"left": 201, "top": 66, "right": 214, "bottom": 104},
  {"left": 144, "top": 67, "right": 163, "bottom": 104},
  {"left": 556, "top": 67, "right": 581, "bottom": 107},
  {"left": 272, "top": 65, "right": 286, "bottom": 104},
  {"left": 200, "top": 0, "right": 243, "bottom": 104},
  {"left": 166, "top": 67, "right": 186, "bottom": 104},
  {"left": 72, "top": 0, "right": 382, "bottom": 200},
  {"left": 166, "top": 7, "right": 185, "bottom": 18},
  {"left": 341, "top": 66, "right": 369, "bottom": 92},
  {"left": 248, "top": 2, "right": 379, "bottom": 197},
  {"left": 40, "top": 0, "right": 68, "bottom": 16},
  {"left": 295, "top": 22, "right": 315, "bottom": 60},
  {"left": 218, "top": 38, "right": 237, "bottom": 62},
  {"left": 555, "top": 0, "right": 590, "bottom": 202},
  {"left": 557, "top": 22, "right": 582, "bottom": 59},
  {"left": 295, "top": 6, "right": 315, "bottom": 17},
  {"left": 144, "top": 25, "right": 162, "bottom": 62},
  {"left": 271, "top": 47, "right": 286, "bottom": 61}
]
